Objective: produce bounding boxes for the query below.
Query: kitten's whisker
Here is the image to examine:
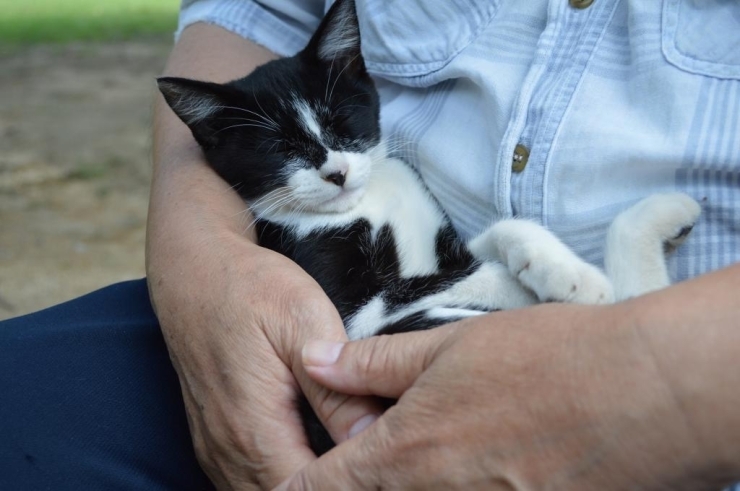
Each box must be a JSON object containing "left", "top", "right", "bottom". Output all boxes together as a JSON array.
[
  {"left": 325, "top": 54, "right": 337, "bottom": 103},
  {"left": 281, "top": 202, "right": 311, "bottom": 234},
  {"left": 230, "top": 207, "right": 255, "bottom": 219},
  {"left": 384, "top": 142, "right": 415, "bottom": 149},
  {"left": 243, "top": 193, "right": 296, "bottom": 235},
  {"left": 252, "top": 194, "right": 295, "bottom": 220},
  {"left": 222, "top": 180, "right": 243, "bottom": 193},
  {"left": 256, "top": 136, "right": 282, "bottom": 153},
  {"left": 328, "top": 53, "right": 361, "bottom": 104},
  {"left": 383, "top": 138, "right": 421, "bottom": 160},
  {"left": 249, "top": 189, "right": 292, "bottom": 211},
  {"left": 214, "top": 123, "right": 277, "bottom": 135},
  {"left": 385, "top": 146, "right": 418, "bottom": 157},
  {"left": 247, "top": 194, "right": 291, "bottom": 218},
  {"left": 334, "top": 93, "right": 366, "bottom": 109},
  {"left": 218, "top": 116, "right": 279, "bottom": 126},
  {"left": 210, "top": 105, "right": 279, "bottom": 128},
  {"left": 266, "top": 139, "right": 283, "bottom": 155},
  {"left": 336, "top": 104, "right": 366, "bottom": 111},
  {"left": 252, "top": 91, "right": 280, "bottom": 129},
  {"left": 325, "top": 11, "right": 352, "bottom": 103},
  {"left": 383, "top": 138, "right": 415, "bottom": 150}
]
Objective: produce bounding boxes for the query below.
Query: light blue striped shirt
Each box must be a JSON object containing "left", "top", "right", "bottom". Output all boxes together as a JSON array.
[
  {"left": 178, "top": 0, "right": 739, "bottom": 283},
  {"left": 178, "top": 1, "right": 739, "bottom": 487}
]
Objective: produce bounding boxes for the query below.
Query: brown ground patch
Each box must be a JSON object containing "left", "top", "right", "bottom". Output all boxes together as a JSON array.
[{"left": 0, "top": 40, "right": 172, "bottom": 320}]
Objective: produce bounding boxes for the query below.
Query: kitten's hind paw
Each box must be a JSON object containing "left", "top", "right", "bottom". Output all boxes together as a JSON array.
[
  {"left": 664, "top": 224, "right": 695, "bottom": 254},
  {"left": 622, "top": 193, "right": 701, "bottom": 255}
]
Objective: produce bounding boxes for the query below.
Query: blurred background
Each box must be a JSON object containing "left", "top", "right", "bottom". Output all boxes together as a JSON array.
[{"left": 0, "top": 0, "right": 180, "bottom": 320}]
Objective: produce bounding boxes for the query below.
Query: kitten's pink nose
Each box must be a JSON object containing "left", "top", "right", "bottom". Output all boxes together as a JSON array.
[{"left": 324, "top": 171, "right": 346, "bottom": 187}]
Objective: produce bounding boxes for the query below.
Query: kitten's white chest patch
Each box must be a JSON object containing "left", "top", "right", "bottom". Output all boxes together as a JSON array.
[
  {"left": 267, "top": 156, "right": 446, "bottom": 278},
  {"left": 350, "top": 157, "right": 446, "bottom": 277},
  {"left": 372, "top": 164, "right": 444, "bottom": 276}
]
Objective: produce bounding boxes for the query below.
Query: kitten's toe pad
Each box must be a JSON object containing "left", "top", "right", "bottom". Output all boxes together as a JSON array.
[
  {"left": 621, "top": 193, "right": 701, "bottom": 253},
  {"left": 510, "top": 246, "right": 614, "bottom": 305},
  {"left": 664, "top": 224, "right": 694, "bottom": 253}
]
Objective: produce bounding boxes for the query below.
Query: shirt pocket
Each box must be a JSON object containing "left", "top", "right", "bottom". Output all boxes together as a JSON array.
[
  {"left": 356, "top": 0, "right": 497, "bottom": 85},
  {"left": 661, "top": 0, "right": 740, "bottom": 80}
]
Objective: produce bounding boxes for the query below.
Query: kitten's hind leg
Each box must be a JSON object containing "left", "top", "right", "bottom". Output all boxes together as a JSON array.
[
  {"left": 469, "top": 219, "right": 614, "bottom": 304},
  {"left": 605, "top": 193, "right": 701, "bottom": 301}
]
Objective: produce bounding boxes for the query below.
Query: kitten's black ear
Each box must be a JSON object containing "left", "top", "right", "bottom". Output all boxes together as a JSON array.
[
  {"left": 157, "top": 76, "right": 234, "bottom": 148},
  {"left": 305, "top": 0, "right": 364, "bottom": 73}
]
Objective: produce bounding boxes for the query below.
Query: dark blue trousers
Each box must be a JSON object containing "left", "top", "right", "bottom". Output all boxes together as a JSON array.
[{"left": 0, "top": 279, "right": 215, "bottom": 490}]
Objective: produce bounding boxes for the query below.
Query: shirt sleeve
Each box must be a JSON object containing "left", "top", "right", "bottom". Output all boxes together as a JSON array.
[{"left": 177, "top": 0, "right": 326, "bottom": 56}]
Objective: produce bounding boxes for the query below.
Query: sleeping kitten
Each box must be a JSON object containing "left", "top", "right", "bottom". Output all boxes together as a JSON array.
[{"left": 158, "top": 0, "right": 700, "bottom": 454}]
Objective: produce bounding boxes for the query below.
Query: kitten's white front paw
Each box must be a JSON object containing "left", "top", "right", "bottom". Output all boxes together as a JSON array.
[
  {"left": 510, "top": 245, "right": 614, "bottom": 304},
  {"left": 472, "top": 219, "right": 615, "bottom": 305}
]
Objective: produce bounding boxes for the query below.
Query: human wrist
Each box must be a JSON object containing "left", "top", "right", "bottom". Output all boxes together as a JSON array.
[{"left": 626, "top": 267, "right": 740, "bottom": 483}]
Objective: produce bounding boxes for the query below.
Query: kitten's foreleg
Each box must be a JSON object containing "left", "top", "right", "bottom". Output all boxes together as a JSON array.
[
  {"left": 347, "top": 261, "right": 538, "bottom": 339},
  {"left": 605, "top": 193, "right": 701, "bottom": 301},
  {"left": 469, "top": 219, "right": 614, "bottom": 304}
]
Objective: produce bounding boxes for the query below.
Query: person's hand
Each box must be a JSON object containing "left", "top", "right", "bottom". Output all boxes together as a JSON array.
[
  {"left": 279, "top": 297, "right": 739, "bottom": 490},
  {"left": 148, "top": 229, "right": 383, "bottom": 490}
]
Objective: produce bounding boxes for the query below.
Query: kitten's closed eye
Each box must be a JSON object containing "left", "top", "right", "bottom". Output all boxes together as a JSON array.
[{"left": 329, "top": 113, "right": 351, "bottom": 129}]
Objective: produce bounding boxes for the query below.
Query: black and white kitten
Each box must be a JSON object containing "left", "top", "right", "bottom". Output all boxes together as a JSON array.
[{"left": 158, "top": 0, "right": 700, "bottom": 453}]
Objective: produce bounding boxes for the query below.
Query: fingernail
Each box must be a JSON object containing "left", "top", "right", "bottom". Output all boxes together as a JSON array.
[
  {"left": 273, "top": 480, "right": 289, "bottom": 491},
  {"left": 349, "top": 414, "right": 378, "bottom": 439},
  {"left": 302, "top": 340, "right": 343, "bottom": 367}
]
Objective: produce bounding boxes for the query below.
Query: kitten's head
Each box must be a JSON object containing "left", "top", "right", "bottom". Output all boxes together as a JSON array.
[{"left": 158, "top": 0, "right": 381, "bottom": 214}]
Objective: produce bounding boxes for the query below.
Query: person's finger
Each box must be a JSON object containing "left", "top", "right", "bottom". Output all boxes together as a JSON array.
[
  {"left": 272, "top": 405, "right": 513, "bottom": 491},
  {"left": 297, "top": 376, "right": 385, "bottom": 445},
  {"left": 182, "top": 362, "right": 319, "bottom": 489},
  {"left": 301, "top": 323, "right": 459, "bottom": 398},
  {"left": 272, "top": 416, "right": 389, "bottom": 491},
  {"left": 275, "top": 294, "right": 386, "bottom": 446}
]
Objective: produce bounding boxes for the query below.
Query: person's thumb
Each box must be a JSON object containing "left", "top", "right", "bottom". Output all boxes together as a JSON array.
[
  {"left": 301, "top": 324, "right": 458, "bottom": 398},
  {"left": 286, "top": 304, "right": 385, "bottom": 448}
]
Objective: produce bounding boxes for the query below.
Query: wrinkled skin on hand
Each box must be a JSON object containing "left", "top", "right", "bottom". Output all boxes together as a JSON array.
[
  {"left": 149, "top": 235, "right": 383, "bottom": 490},
  {"left": 279, "top": 297, "right": 739, "bottom": 491}
]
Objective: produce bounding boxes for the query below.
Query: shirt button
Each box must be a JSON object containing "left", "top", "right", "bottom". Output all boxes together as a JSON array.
[
  {"left": 569, "top": 0, "right": 594, "bottom": 8},
  {"left": 512, "top": 144, "right": 529, "bottom": 173}
]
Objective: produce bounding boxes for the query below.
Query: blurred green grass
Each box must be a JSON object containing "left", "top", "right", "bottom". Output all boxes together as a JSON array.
[{"left": 0, "top": 0, "right": 180, "bottom": 44}]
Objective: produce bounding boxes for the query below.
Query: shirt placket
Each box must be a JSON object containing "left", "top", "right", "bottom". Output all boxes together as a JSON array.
[{"left": 500, "top": 0, "right": 617, "bottom": 224}]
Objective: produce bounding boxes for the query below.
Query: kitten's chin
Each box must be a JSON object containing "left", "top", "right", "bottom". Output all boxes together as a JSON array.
[{"left": 313, "top": 187, "right": 365, "bottom": 213}]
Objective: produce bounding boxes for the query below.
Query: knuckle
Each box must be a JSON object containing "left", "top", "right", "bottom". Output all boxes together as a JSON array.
[
  {"left": 356, "top": 335, "right": 393, "bottom": 381},
  {"left": 287, "top": 472, "right": 316, "bottom": 491},
  {"left": 311, "top": 386, "right": 352, "bottom": 429}
]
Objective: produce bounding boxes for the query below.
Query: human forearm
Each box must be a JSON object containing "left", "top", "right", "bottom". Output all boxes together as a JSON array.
[
  {"left": 628, "top": 262, "right": 740, "bottom": 479},
  {"left": 147, "top": 22, "right": 276, "bottom": 268}
]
